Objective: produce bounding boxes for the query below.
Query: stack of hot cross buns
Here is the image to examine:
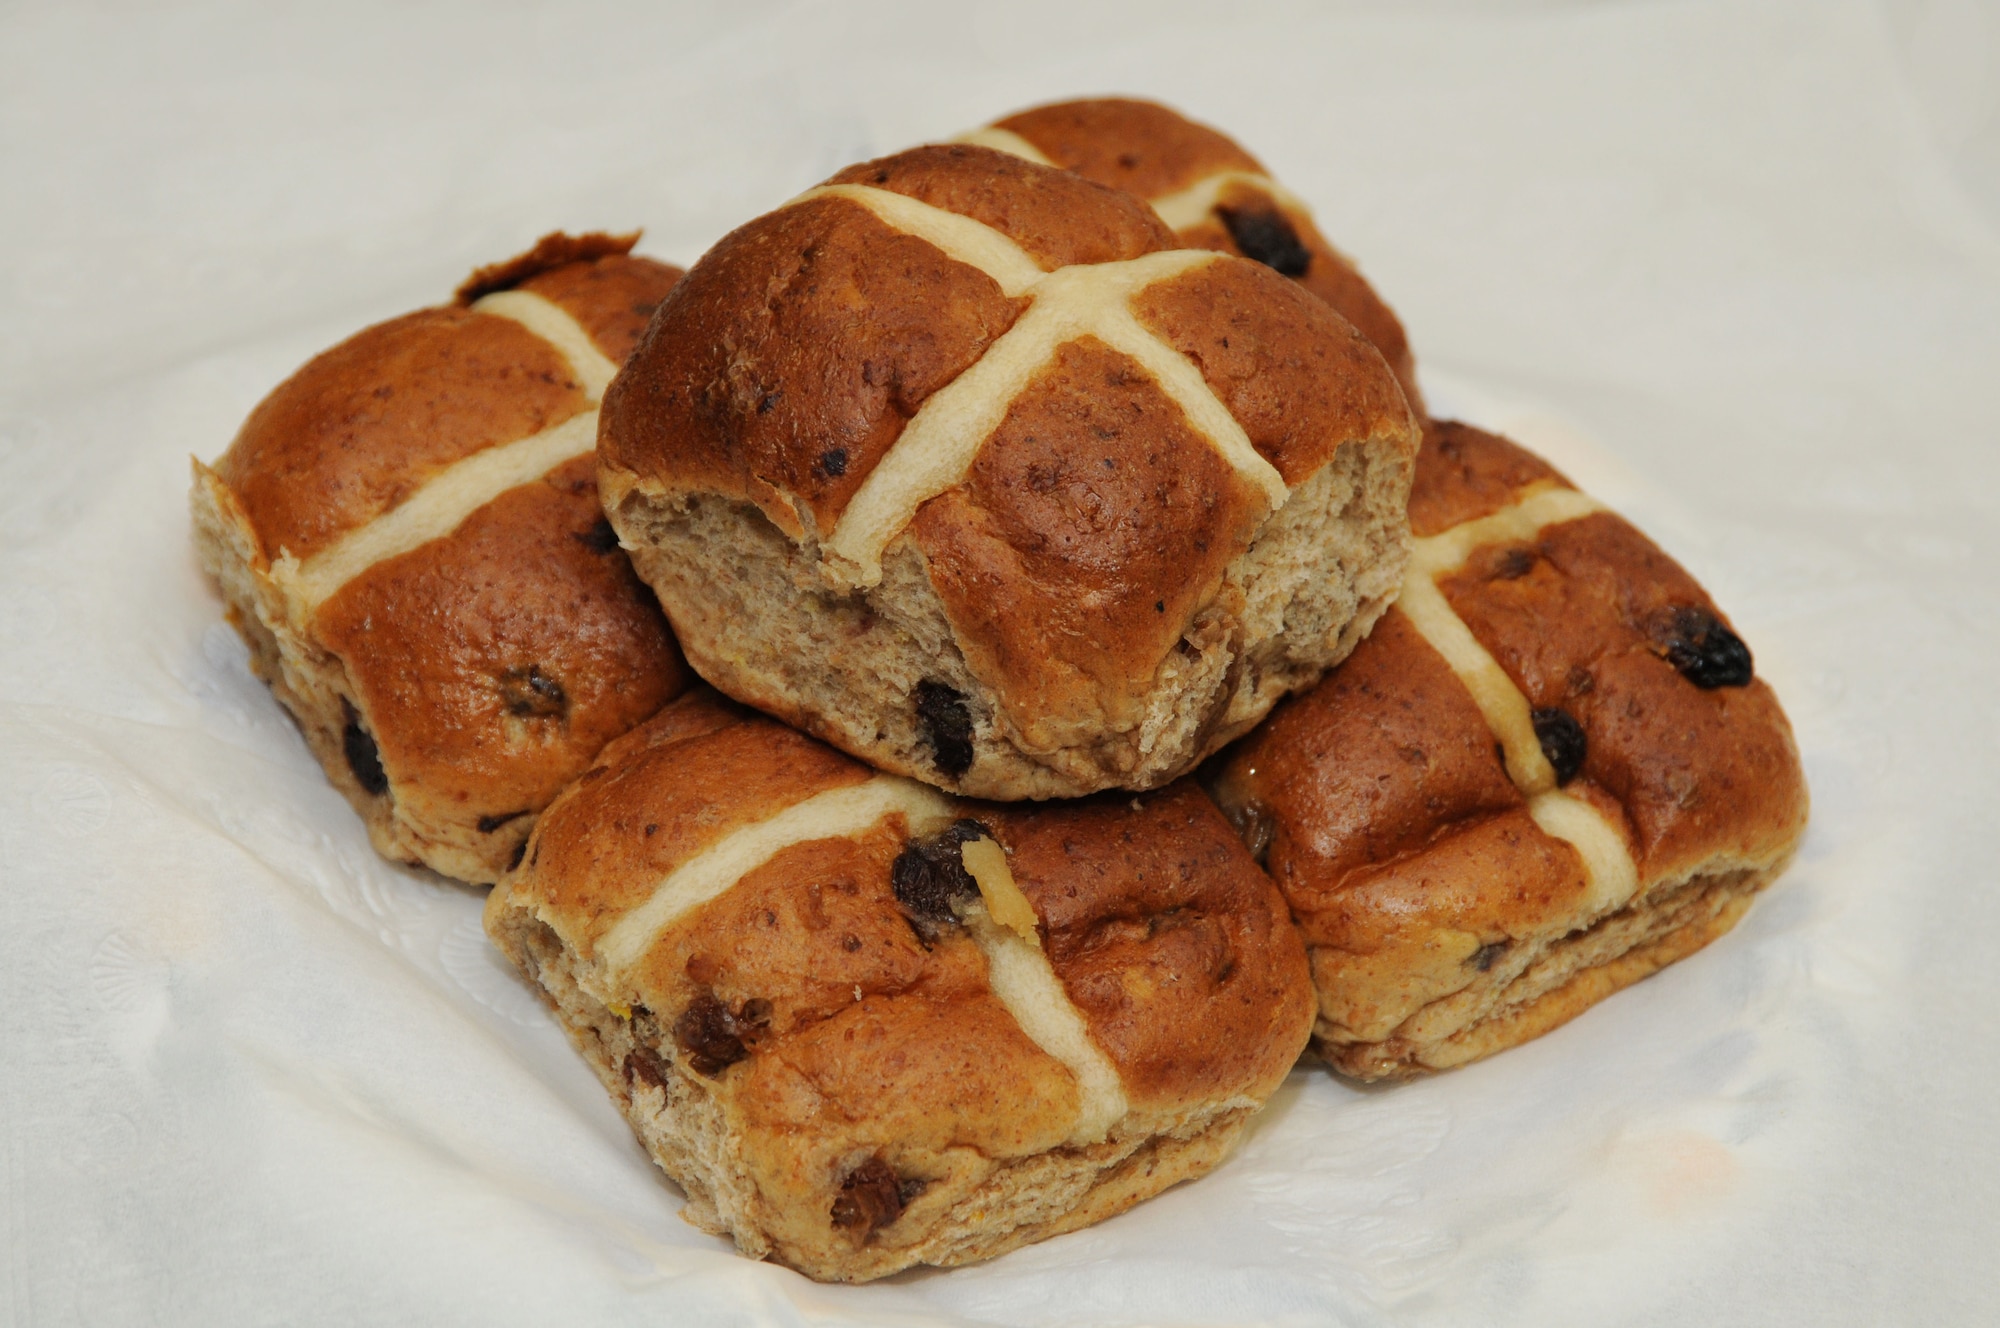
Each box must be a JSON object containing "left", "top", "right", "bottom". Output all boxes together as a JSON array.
[{"left": 192, "top": 97, "right": 1808, "bottom": 1282}]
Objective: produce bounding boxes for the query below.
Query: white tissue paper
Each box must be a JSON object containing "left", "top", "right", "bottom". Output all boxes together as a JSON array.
[{"left": 4, "top": 1, "right": 1997, "bottom": 1323}]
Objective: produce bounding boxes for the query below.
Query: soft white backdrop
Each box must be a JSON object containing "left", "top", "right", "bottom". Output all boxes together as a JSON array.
[{"left": 3, "top": 2, "right": 1997, "bottom": 1324}]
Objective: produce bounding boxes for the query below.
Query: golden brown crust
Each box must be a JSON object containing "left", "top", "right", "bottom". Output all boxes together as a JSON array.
[
  {"left": 1220, "top": 609, "right": 1530, "bottom": 893},
  {"left": 907, "top": 337, "right": 1269, "bottom": 747},
  {"left": 993, "top": 97, "right": 1421, "bottom": 412},
  {"left": 454, "top": 229, "right": 641, "bottom": 303},
  {"left": 1210, "top": 422, "right": 1808, "bottom": 1077},
  {"left": 1212, "top": 608, "right": 1596, "bottom": 1051},
  {"left": 218, "top": 308, "right": 586, "bottom": 562},
  {"left": 733, "top": 962, "right": 1084, "bottom": 1160},
  {"left": 1130, "top": 256, "right": 1412, "bottom": 487},
  {"left": 1408, "top": 419, "right": 1570, "bottom": 536},
  {"left": 1175, "top": 194, "right": 1418, "bottom": 412},
  {"left": 517, "top": 252, "right": 685, "bottom": 364},
  {"left": 979, "top": 782, "right": 1314, "bottom": 1114},
  {"left": 827, "top": 143, "right": 1175, "bottom": 269},
  {"left": 1299, "top": 808, "right": 1593, "bottom": 1042},
  {"left": 640, "top": 825, "right": 957, "bottom": 1035},
  {"left": 195, "top": 240, "right": 692, "bottom": 883},
  {"left": 600, "top": 193, "right": 1031, "bottom": 539},
  {"left": 488, "top": 692, "right": 1313, "bottom": 1280},
  {"left": 1321, "top": 866, "right": 1765, "bottom": 1079},
  {"left": 528, "top": 699, "right": 873, "bottom": 936},
  {"left": 995, "top": 97, "right": 1264, "bottom": 199},
  {"left": 1439, "top": 510, "right": 1806, "bottom": 883},
  {"left": 313, "top": 453, "right": 686, "bottom": 852}
]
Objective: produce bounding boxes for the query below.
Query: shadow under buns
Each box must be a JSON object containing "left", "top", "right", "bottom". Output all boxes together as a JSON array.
[
  {"left": 190, "top": 232, "right": 692, "bottom": 884},
  {"left": 600, "top": 143, "right": 1418, "bottom": 802},
  {"left": 1208, "top": 421, "right": 1808, "bottom": 1079},
  {"left": 485, "top": 689, "right": 1313, "bottom": 1282},
  {"left": 976, "top": 96, "right": 1423, "bottom": 415}
]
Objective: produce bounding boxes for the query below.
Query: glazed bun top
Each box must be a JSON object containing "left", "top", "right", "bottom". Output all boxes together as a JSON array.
[
  {"left": 198, "top": 232, "right": 691, "bottom": 881},
  {"left": 496, "top": 687, "right": 1314, "bottom": 1134},
  {"left": 976, "top": 97, "right": 1264, "bottom": 201},
  {"left": 600, "top": 144, "right": 1409, "bottom": 577},
  {"left": 968, "top": 98, "right": 1422, "bottom": 413},
  {"left": 600, "top": 138, "right": 1412, "bottom": 613},
  {"left": 220, "top": 232, "right": 679, "bottom": 569}
]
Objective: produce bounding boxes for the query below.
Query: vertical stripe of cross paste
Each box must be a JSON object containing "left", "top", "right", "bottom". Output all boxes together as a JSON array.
[
  {"left": 593, "top": 776, "right": 959, "bottom": 981},
  {"left": 820, "top": 248, "right": 1287, "bottom": 587},
  {"left": 1396, "top": 483, "right": 1642, "bottom": 915},
  {"left": 1392, "top": 574, "right": 1556, "bottom": 795},
  {"left": 954, "top": 838, "right": 1128, "bottom": 1145},
  {"left": 1526, "top": 789, "right": 1641, "bottom": 914},
  {"left": 471, "top": 290, "right": 621, "bottom": 402},
  {"left": 1398, "top": 484, "right": 1603, "bottom": 793}
]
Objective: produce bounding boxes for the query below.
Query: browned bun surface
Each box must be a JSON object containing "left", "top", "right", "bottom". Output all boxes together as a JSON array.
[
  {"left": 989, "top": 97, "right": 1422, "bottom": 413},
  {"left": 1209, "top": 421, "right": 1808, "bottom": 1078},
  {"left": 191, "top": 233, "right": 692, "bottom": 883},
  {"left": 600, "top": 147, "right": 1173, "bottom": 540},
  {"left": 486, "top": 689, "right": 1312, "bottom": 1281},
  {"left": 454, "top": 229, "right": 644, "bottom": 303},
  {"left": 602, "top": 144, "right": 1417, "bottom": 801},
  {"left": 218, "top": 305, "right": 587, "bottom": 563},
  {"left": 994, "top": 97, "right": 1262, "bottom": 198}
]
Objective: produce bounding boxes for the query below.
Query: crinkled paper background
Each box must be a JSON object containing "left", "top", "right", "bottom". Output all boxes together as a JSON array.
[{"left": 4, "top": 2, "right": 1997, "bottom": 1323}]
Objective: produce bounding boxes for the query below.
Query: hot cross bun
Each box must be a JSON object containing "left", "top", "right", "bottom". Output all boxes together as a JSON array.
[
  {"left": 1208, "top": 422, "right": 1808, "bottom": 1079},
  {"left": 191, "top": 233, "right": 692, "bottom": 884},
  {"left": 600, "top": 145, "right": 1418, "bottom": 802},
  {"left": 485, "top": 687, "right": 1313, "bottom": 1282},
  {"left": 965, "top": 97, "right": 1422, "bottom": 414}
]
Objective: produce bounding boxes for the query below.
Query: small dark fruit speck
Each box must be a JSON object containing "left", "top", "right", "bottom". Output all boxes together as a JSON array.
[
  {"left": 1531, "top": 707, "right": 1588, "bottom": 786},
  {"left": 891, "top": 819, "right": 989, "bottom": 939},
  {"left": 499, "top": 665, "right": 568, "bottom": 719},
  {"left": 913, "top": 680, "right": 974, "bottom": 778},
  {"left": 1648, "top": 605, "right": 1754, "bottom": 688},
  {"left": 831, "top": 1155, "right": 907, "bottom": 1237},
  {"left": 341, "top": 699, "right": 389, "bottom": 797},
  {"left": 1217, "top": 204, "right": 1311, "bottom": 277},
  {"left": 573, "top": 517, "right": 620, "bottom": 554}
]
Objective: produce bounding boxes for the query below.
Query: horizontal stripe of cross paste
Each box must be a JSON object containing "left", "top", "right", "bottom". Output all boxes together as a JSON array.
[
  {"left": 273, "top": 291, "right": 621, "bottom": 612},
  {"left": 587, "top": 766, "right": 1131, "bottom": 1145},
  {"left": 1146, "top": 170, "right": 1312, "bottom": 233},
  {"left": 950, "top": 126, "right": 1056, "bottom": 166},
  {"left": 275, "top": 409, "right": 599, "bottom": 612},
  {"left": 1409, "top": 484, "right": 1602, "bottom": 580},
  {"left": 1394, "top": 481, "right": 1642, "bottom": 915},
  {"left": 594, "top": 776, "right": 959, "bottom": 977}
]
